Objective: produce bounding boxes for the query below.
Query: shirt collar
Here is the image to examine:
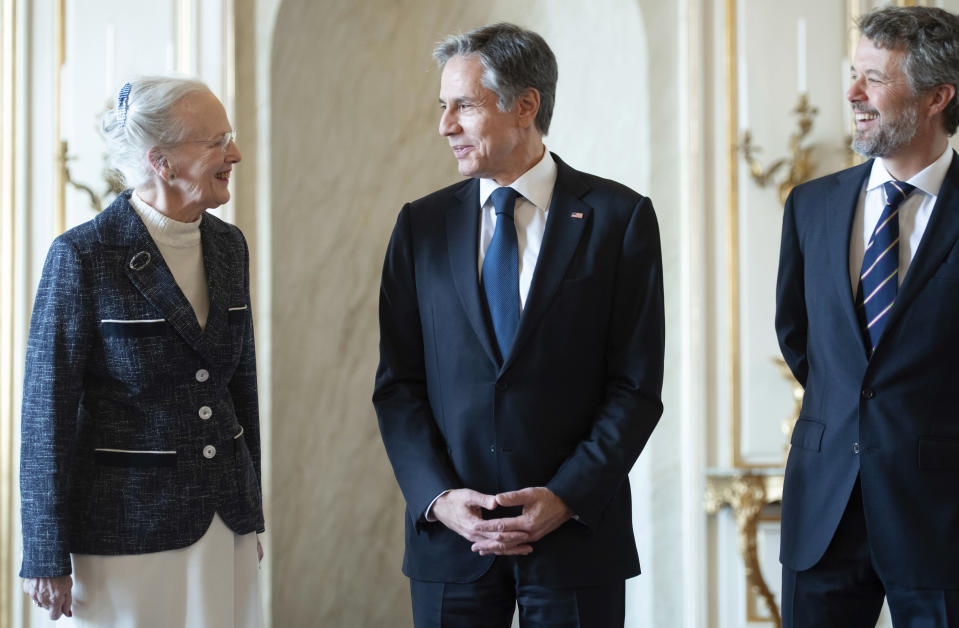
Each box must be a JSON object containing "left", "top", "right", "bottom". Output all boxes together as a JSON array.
[
  {"left": 868, "top": 145, "right": 954, "bottom": 198},
  {"left": 478, "top": 148, "right": 558, "bottom": 212}
]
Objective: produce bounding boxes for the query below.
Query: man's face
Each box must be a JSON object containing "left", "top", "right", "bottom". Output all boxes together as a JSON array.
[
  {"left": 438, "top": 54, "right": 525, "bottom": 183},
  {"left": 848, "top": 37, "right": 922, "bottom": 158}
]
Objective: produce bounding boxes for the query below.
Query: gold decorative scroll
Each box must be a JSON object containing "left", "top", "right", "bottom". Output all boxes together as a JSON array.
[
  {"left": 739, "top": 93, "right": 819, "bottom": 205},
  {"left": 706, "top": 473, "right": 785, "bottom": 627}
]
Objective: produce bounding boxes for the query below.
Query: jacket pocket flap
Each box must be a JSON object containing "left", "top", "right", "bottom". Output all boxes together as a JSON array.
[
  {"left": 94, "top": 449, "right": 177, "bottom": 467},
  {"left": 919, "top": 438, "right": 959, "bottom": 471},
  {"left": 228, "top": 305, "right": 249, "bottom": 324},
  {"left": 790, "top": 418, "right": 825, "bottom": 452},
  {"left": 100, "top": 319, "right": 169, "bottom": 338}
]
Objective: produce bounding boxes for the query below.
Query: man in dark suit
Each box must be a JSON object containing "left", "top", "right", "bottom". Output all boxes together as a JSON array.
[
  {"left": 775, "top": 6, "right": 959, "bottom": 626},
  {"left": 373, "top": 22, "right": 664, "bottom": 627}
]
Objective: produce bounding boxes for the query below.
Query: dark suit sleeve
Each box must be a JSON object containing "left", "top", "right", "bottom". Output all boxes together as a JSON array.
[
  {"left": 546, "top": 197, "right": 665, "bottom": 528},
  {"left": 226, "top": 229, "right": 265, "bottom": 533},
  {"left": 775, "top": 190, "right": 809, "bottom": 387},
  {"left": 373, "top": 205, "right": 462, "bottom": 523},
  {"left": 20, "top": 238, "right": 93, "bottom": 577}
]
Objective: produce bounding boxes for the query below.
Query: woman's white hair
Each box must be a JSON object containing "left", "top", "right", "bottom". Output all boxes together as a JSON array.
[{"left": 100, "top": 76, "right": 211, "bottom": 188}]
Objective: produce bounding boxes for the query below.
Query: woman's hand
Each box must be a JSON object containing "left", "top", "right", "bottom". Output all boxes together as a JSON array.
[{"left": 23, "top": 576, "right": 73, "bottom": 620}]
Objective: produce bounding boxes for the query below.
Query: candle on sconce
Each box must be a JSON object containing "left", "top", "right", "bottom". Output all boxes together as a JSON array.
[
  {"left": 105, "top": 24, "right": 115, "bottom": 99},
  {"left": 739, "top": 48, "right": 749, "bottom": 126},
  {"left": 797, "top": 17, "right": 807, "bottom": 95},
  {"left": 61, "top": 62, "right": 74, "bottom": 141},
  {"left": 842, "top": 58, "right": 852, "bottom": 132}
]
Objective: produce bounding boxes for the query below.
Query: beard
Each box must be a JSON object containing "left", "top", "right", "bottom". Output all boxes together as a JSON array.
[{"left": 852, "top": 101, "right": 920, "bottom": 158}]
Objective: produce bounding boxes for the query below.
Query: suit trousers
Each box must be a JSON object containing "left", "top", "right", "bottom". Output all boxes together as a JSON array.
[
  {"left": 410, "top": 557, "right": 625, "bottom": 628},
  {"left": 782, "top": 478, "right": 959, "bottom": 628}
]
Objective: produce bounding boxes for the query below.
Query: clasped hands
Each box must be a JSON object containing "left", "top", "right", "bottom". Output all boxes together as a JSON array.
[{"left": 431, "top": 487, "right": 574, "bottom": 556}]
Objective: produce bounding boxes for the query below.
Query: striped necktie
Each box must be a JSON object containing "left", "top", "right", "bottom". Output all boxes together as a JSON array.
[
  {"left": 482, "top": 187, "right": 521, "bottom": 361},
  {"left": 857, "top": 179, "right": 915, "bottom": 353}
]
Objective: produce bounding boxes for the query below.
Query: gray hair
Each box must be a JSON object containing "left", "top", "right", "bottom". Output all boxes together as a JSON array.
[
  {"left": 859, "top": 6, "right": 959, "bottom": 135},
  {"left": 99, "top": 76, "right": 211, "bottom": 187},
  {"left": 434, "top": 23, "right": 558, "bottom": 135}
]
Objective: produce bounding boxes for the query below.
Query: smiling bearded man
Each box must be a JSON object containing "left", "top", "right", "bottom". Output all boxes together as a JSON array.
[{"left": 775, "top": 6, "right": 959, "bottom": 627}]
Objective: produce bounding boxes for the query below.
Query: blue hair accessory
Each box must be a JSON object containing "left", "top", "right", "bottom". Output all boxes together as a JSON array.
[{"left": 116, "top": 82, "right": 132, "bottom": 128}]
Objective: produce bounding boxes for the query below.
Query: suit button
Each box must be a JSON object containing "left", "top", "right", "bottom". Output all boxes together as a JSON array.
[
  {"left": 203, "top": 445, "right": 217, "bottom": 459},
  {"left": 196, "top": 369, "right": 210, "bottom": 383},
  {"left": 495, "top": 380, "right": 509, "bottom": 391},
  {"left": 861, "top": 388, "right": 874, "bottom": 399},
  {"left": 853, "top": 442, "right": 861, "bottom": 454},
  {"left": 489, "top": 445, "right": 495, "bottom": 453},
  {"left": 198, "top": 406, "right": 213, "bottom": 420}
]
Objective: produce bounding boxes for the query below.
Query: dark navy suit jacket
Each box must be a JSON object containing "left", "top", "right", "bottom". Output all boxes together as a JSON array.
[
  {"left": 20, "top": 192, "right": 264, "bottom": 578},
  {"left": 776, "top": 152, "right": 959, "bottom": 587},
  {"left": 373, "top": 155, "right": 665, "bottom": 586}
]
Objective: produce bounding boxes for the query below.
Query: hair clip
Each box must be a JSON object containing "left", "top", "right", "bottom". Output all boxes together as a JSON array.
[{"left": 116, "top": 82, "right": 132, "bottom": 128}]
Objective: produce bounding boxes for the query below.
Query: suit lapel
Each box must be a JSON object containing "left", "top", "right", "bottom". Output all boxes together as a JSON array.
[
  {"left": 827, "top": 161, "right": 873, "bottom": 353},
  {"left": 501, "top": 157, "right": 590, "bottom": 372},
  {"left": 881, "top": 152, "right": 959, "bottom": 345},
  {"left": 446, "top": 179, "right": 500, "bottom": 366}
]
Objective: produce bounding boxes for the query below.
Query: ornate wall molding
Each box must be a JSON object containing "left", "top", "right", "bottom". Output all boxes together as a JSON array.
[{"left": 1, "top": 0, "right": 17, "bottom": 624}]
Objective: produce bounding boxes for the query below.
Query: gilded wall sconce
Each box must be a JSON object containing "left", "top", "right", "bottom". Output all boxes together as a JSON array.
[
  {"left": 738, "top": 93, "right": 819, "bottom": 205},
  {"left": 57, "top": 138, "right": 126, "bottom": 214}
]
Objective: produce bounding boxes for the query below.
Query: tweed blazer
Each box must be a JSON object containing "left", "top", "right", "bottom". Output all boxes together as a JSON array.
[{"left": 20, "top": 192, "right": 264, "bottom": 578}]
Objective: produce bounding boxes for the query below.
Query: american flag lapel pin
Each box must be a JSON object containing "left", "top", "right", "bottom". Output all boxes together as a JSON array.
[{"left": 570, "top": 211, "right": 584, "bottom": 219}]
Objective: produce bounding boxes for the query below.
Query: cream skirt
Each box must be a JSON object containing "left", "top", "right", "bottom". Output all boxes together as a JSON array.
[{"left": 63, "top": 513, "right": 262, "bottom": 628}]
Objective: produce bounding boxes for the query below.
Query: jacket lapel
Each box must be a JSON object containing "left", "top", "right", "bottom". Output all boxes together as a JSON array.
[
  {"left": 198, "top": 220, "right": 232, "bottom": 356},
  {"left": 827, "top": 161, "right": 873, "bottom": 354},
  {"left": 881, "top": 152, "right": 959, "bottom": 345},
  {"left": 446, "top": 179, "right": 500, "bottom": 366},
  {"left": 501, "top": 156, "right": 590, "bottom": 372},
  {"left": 101, "top": 193, "right": 215, "bottom": 364}
]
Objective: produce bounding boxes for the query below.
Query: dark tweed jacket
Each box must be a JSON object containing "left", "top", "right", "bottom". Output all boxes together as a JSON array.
[{"left": 20, "top": 192, "right": 264, "bottom": 578}]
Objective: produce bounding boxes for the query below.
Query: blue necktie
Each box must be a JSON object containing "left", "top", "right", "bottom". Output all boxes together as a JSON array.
[
  {"left": 483, "top": 187, "right": 521, "bottom": 361},
  {"left": 858, "top": 180, "right": 915, "bottom": 353}
]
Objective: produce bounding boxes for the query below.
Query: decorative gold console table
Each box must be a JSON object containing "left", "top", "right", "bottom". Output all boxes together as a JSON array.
[{"left": 705, "top": 470, "right": 785, "bottom": 627}]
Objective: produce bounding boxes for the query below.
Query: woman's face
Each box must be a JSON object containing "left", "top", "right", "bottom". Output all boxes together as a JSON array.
[{"left": 163, "top": 90, "right": 241, "bottom": 216}]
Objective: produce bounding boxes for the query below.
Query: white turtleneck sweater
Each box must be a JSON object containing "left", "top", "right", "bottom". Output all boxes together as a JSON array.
[{"left": 129, "top": 192, "right": 209, "bottom": 329}]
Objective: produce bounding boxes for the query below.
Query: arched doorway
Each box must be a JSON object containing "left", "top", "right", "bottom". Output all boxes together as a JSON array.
[{"left": 270, "top": 2, "right": 649, "bottom": 624}]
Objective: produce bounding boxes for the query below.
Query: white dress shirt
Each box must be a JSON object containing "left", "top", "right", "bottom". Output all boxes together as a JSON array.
[
  {"left": 478, "top": 149, "right": 558, "bottom": 309},
  {"left": 848, "top": 145, "right": 954, "bottom": 297}
]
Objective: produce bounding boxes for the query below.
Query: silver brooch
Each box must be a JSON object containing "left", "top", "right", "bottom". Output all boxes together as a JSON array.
[{"left": 129, "top": 251, "right": 151, "bottom": 270}]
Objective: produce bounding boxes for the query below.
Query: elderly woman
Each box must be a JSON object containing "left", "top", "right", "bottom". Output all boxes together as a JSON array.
[{"left": 19, "top": 76, "right": 264, "bottom": 626}]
